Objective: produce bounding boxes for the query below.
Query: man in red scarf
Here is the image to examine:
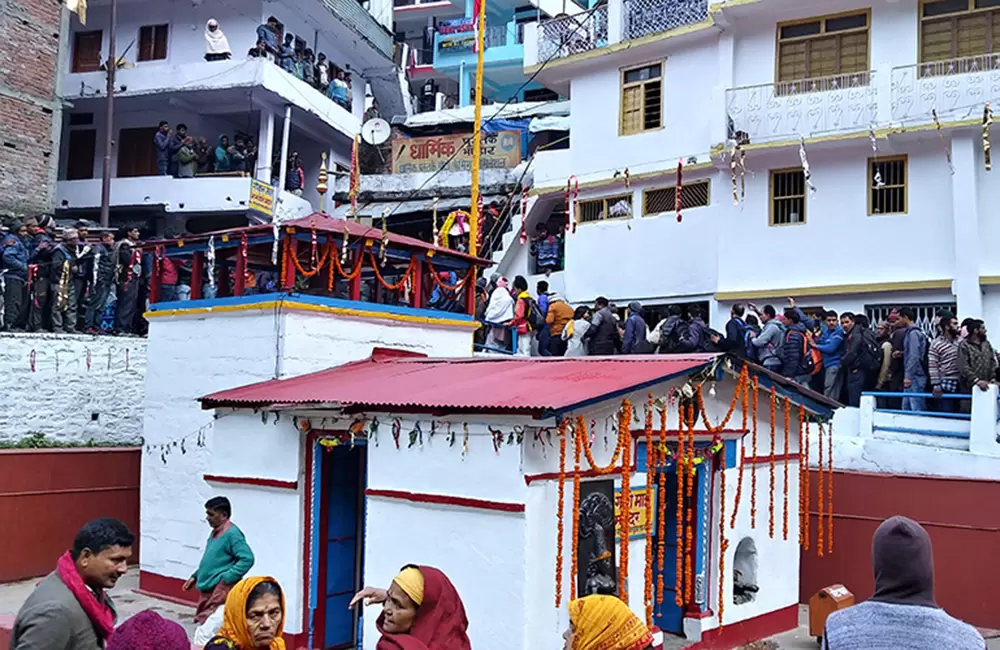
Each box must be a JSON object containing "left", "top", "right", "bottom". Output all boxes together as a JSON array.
[{"left": 11, "top": 518, "right": 134, "bottom": 650}]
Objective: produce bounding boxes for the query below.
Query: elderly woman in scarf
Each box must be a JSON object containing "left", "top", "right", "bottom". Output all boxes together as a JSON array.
[
  {"left": 204, "top": 19, "right": 231, "bottom": 61},
  {"left": 204, "top": 576, "right": 286, "bottom": 650},
  {"left": 349, "top": 565, "right": 471, "bottom": 650},
  {"left": 483, "top": 275, "right": 515, "bottom": 352},
  {"left": 564, "top": 595, "right": 653, "bottom": 650},
  {"left": 106, "top": 610, "right": 190, "bottom": 650}
]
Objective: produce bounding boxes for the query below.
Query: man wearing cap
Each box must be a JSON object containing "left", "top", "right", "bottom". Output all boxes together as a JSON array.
[
  {"left": 114, "top": 227, "right": 142, "bottom": 334},
  {"left": 27, "top": 216, "right": 55, "bottom": 332},
  {"left": 622, "top": 301, "right": 652, "bottom": 354},
  {"left": 71, "top": 221, "right": 94, "bottom": 330},
  {"left": 2, "top": 220, "right": 30, "bottom": 330},
  {"left": 50, "top": 229, "right": 83, "bottom": 333}
]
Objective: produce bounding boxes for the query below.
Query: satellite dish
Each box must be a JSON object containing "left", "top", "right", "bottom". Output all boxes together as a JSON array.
[{"left": 361, "top": 118, "right": 391, "bottom": 145}]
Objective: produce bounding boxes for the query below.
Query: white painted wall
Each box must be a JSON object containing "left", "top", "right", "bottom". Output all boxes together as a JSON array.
[{"left": 0, "top": 333, "right": 145, "bottom": 445}]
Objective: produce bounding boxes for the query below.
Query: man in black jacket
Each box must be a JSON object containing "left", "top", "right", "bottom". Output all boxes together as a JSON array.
[
  {"left": 85, "top": 232, "right": 116, "bottom": 333},
  {"left": 780, "top": 308, "right": 811, "bottom": 384},
  {"left": 585, "top": 296, "right": 619, "bottom": 355},
  {"left": 721, "top": 303, "right": 749, "bottom": 357},
  {"left": 838, "top": 312, "right": 867, "bottom": 407}
]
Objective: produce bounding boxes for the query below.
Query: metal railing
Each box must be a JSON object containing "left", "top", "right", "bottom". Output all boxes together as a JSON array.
[
  {"left": 864, "top": 391, "right": 972, "bottom": 440},
  {"left": 726, "top": 70, "right": 877, "bottom": 144},
  {"left": 622, "top": 0, "right": 707, "bottom": 41},
  {"left": 475, "top": 321, "right": 518, "bottom": 355},
  {"left": 538, "top": 5, "right": 608, "bottom": 61},
  {"left": 891, "top": 53, "right": 1000, "bottom": 122},
  {"left": 484, "top": 25, "right": 508, "bottom": 49}
]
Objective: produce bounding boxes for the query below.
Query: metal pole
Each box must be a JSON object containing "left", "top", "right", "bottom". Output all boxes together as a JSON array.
[
  {"left": 276, "top": 104, "right": 292, "bottom": 200},
  {"left": 99, "top": 0, "right": 117, "bottom": 228}
]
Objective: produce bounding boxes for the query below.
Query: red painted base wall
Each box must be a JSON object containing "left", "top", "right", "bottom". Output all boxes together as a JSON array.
[
  {"left": 799, "top": 469, "right": 1000, "bottom": 629},
  {"left": 0, "top": 448, "right": 141, "bottom": 582}
]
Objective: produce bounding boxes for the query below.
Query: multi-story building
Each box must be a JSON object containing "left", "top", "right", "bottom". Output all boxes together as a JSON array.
[
  {"left": 501, "top": 0, "right": 1000, "bottom": 334},
  {"left": 55, "top": 0, "right": 403, "bottom": 235},
  {"left": 0, "top": 0, "right": 68, "bottom": 218}
]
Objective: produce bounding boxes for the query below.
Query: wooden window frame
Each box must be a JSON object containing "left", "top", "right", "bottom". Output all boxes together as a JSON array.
[
  {"left": 619, "top": 61, "right": 664, "bottom": 137},
  {"left": 642, "top": 179, "right": 711, "bottom": 216},
  {"left": 768, "top": 168, "right": 807, "bottom": 227},
  {"left": 137, "top": 24, "right": 169, "bottom": 62},
  {"left": 577, "top": 193, "right": 635, "bottom": 224},
  {"left": 867, "top": 155, "right": 909, "bottom": 216},
  {"left": 72, "top": 30, "right": 103, "bottom": 73},
  {"left": 918, "top": 0, "right": 1000, "bottom": 66},
  {"left": 774, "top": 9, "right": 871, "bottom": 87}
]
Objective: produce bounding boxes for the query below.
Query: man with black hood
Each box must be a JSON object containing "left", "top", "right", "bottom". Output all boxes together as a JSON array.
[
  {"left": 114, "top": 227, "right": 143, "bottom": 334},
  {"left": 585, "top": 296, "right": 619, "bottom": 355},
  {"left": 824, "top": 515, "right": 983, "bottom": 649}
]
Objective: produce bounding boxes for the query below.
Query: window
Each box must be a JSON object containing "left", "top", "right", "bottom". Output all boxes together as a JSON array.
[
  {"left": 116, "top": 127, "right": 158, "bottom": 177},
  {"left": 866, "top": 302, "right": 956, "bottom": 337},
  {"left": 68, "top": 112, "right": 94, "bottom": 126},
  {"left": 65, "top": 130, "right": 96, "bottom": 180},
  {"left": 577, "top": 194, "right": 634, "bottom": 223},
  {"left": 869, "top": 156, "right": 907, "bottom": 215},
  {"left": 769, "top": 169, "right": 806, "bottom": 226},
  {"left": 776, "top": 11, "right": 870, "bottom": 91},
  {"left": 72, "top": 31, "right": 102, "bottom": 73},
  {"left": 643, "top": 180, "right": 711, "bottom": 216},
  {"left": 620, "top": 63, "right": 663, "bottom": 136},
  {"left": 919, "top": 0, "right": 1000, "bottom": 69},
  {"left": 138, "top": 24, "right": 168, "bottom": 62}
]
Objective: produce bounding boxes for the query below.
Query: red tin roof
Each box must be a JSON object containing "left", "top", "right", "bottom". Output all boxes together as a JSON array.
[{"left": 200, "top": 350, "right": 718, "bottom": 414}]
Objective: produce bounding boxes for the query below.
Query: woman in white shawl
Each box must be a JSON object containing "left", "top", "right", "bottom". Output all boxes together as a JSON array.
[
  {"left": 484, "top": 276, "right": 515, "bottom": 353},
  {"left": 204, "top": 19, "right": 232, "bottom": 61},
  {"left": 562, "top": 305, "right": 592, "bottom": 357}
]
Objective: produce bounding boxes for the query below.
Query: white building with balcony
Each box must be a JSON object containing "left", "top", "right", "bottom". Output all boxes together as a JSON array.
[
  {"left": 57, "top": 0, "right": 403, "bottom": 235},
  {"left": 507, "top": 0, "right": 1000, "bottom": 336}
]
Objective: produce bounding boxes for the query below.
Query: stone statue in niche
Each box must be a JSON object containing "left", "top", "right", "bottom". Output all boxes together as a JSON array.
[{"left": 577, "top": 481, "right": 617, "bottom": 597}]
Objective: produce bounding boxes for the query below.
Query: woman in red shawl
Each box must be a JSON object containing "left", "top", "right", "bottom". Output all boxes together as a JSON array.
[{"left": 349, "top": 564, "right": 471, "bottom": 650}]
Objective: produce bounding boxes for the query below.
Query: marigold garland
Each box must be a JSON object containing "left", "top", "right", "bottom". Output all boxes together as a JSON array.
[
  {"left": 798, "top": 407, "right": 805, "bottom": 547},
  {"left": 768, "top": 386, "right": 776, "bottom": 540},
  {"left": 675, "top": 404, "right": 685, "bottom": 607},
  {"left": 695, "top": 367, "right": 749, "bottom": 434},
  {"left": 426, "top": 261, "right": 475, "bottom": 291},
  {"left": 290, "top": 240, "right": 332, "bottom": 277},
  {"left": 656, "top": 402, "right": 667, "bottom": 605},
  {"left": 750, "top": 377, "right": 759, "bottom": 529},
  {"left": 817, "top": 417, "right": 825, "bottom": 558},
  {"left": 572, "top": 417, "right": 583, "bottom": 600},
  {"left": 579, "top": 412, "right": 627, "bottom": 475},
  {"left": 684, "top": 403, "right": 695, "bottom": 605},
  {"left": 331, "top": 243, "right": 364, "bottom": 280},
  {"left": 368, "top": 250, "right": 416, "bottom": 291},
  {"left": 643, "top": 395, "right": 655, "bottom": 628},
  {"left": 783, "top": 396, "right": 791, "bottom": 541},
  {"left": 618, "top": 403, "right": 632, "bottom": 602},
  {"left": 279, "top": 238, "right": 289, "bottom": 287},
  {"left": 556, "top": 420, "right": 567, "bottom": 608},
  {"left": 803, "top": 414, "right": 811, "bottom": 552},
  {"left": 730, "top": 379, "right": 749, "bottom": 529},
  {"left": 827, "top": 422, "right": 834, "bottom": 555},
  {"left": 718, "top": 454, "right": 728, "bottom": 631}
]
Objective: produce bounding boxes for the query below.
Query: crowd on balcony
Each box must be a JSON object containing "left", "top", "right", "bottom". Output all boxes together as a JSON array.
[{"left": 152, "top": 121, "right": 259, "bottom": 178}]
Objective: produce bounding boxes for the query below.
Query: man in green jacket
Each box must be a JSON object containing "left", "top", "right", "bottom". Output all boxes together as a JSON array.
[{"left": 183, "top": 496, "right": 255, "bottom": 624}]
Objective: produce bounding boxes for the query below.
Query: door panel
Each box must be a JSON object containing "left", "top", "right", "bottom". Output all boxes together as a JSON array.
[
  {"left": 66, "top": 129, "right": 96, "bottom": 180},
  {"left": 654, "top": 468, "right": 685, "bottom": 634},
  {"left": 324, "top": 447, "right": 362, "bottom": 649}
]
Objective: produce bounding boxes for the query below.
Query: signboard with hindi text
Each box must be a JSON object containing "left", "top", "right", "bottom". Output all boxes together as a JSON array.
[
  {"left": 248, "top": 179, "right": 276, "bottom": 219},
  {"left": 437, "top": 17, "right": 475, "bottom": 53},
  {"left": 614, "top": 486, "right": 655, "bottom": 541},
  {"left": 392, "top": 131, "right": 522, "bottom": 174}
]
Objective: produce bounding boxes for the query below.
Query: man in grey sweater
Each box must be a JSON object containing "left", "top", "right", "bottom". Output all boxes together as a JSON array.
[
  {"left": 824, "top": 516, "right": 984, "bottom": 649},
  {"left": 11, "top": 518, "right": 134, "bottom": 650}
]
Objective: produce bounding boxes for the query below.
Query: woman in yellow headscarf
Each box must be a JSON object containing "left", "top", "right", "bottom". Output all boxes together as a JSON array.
[
  {"left": 203, "top": 576, "right": 286, "bottom": 650},
  {"left": 564, "top": 595, "right": 653, "bottom": 650}
]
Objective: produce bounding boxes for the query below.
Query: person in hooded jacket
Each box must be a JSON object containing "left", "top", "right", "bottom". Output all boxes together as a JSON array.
[
  {"left": 2, "top": 220, "right": 30, "bottom": 330},
  {"left": 749, "top": 304, "right": 784, "bottom": 371},
  {"left": 678, "top": 306, "right": 708, "bottom": 352},
  {"left": 622, "top": 301, "right": 651, "bottom": 354},
  {"left": 585, "top": 296, "right": 619, "bottom": 355},
  {"left": 27, "top": 216, "right": 55, "bottom": 332},
  {"left": 780, "top": 307, "right": 813, "bottom": 384},
  {"left": 484, "top": 275, "right": 514, "bottom": 352},
  {"left": 85, "top": 232, "right": 116, "bottom": 333},
  {"left": 823, "top": 516, "right": 984, "bottom": 650},
  {"left": 49, "top": 228, "right": 83, "bottom": 333}
]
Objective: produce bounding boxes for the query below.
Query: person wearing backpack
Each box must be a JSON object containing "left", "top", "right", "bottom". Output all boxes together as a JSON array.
[
  {"left": 898, "top": 308, "right": 929, "bottom": 412},
  {"left": 718, "top": 304, "right": 749, "bottom": 357},
  {"left": 779, "top": 308, "right": 813, "bottom": 385},
  {"left": 622, "top": 301, "right": 652, "bottom": 354},
  {"left": 656, "top": 306, "right": 687, "bottom": 354},
  {"left": 585, "top": 296, "right": 620, "bottom": 355},
  {"left": 812, "top": 310, "right": 846, "bottom": 399},
  {"left": 507, "top": 275, "right": 539, "bottom": 356},
  {"left": 748, "top": 304, "right": 785, "bottom": 371}
]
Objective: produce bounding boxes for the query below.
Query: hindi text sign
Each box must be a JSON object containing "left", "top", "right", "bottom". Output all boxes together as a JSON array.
[{"left": 392, "top": 131, "right": 521, "bottom": 173}]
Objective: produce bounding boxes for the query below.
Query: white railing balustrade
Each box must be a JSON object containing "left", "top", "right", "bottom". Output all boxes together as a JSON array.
[
  {"left": 622, "top": 0, "right": 707, "bottom": 41},
  {"left": 537, "top": 6, "right": 608, "bottom": 61},
  {"left": 891, "top": 54, "right": 1000, "bottom": 123}
]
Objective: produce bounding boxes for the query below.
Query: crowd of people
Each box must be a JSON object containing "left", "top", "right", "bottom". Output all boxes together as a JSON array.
[
  {"left": 8, "top": 512, "right": 984, "bottom": 649},
  {"left": 1, "top": 217, "right": 144, "bottom": 335},
  {"left": 476, "top": 280, "right": 1000, "bottom": 412}
]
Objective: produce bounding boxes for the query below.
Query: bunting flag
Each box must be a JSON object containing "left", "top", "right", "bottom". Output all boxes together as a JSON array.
[
  {"left": 932, "top": 109, "right": 955, "bottom": 175},
  {"left": 983, "top": 104, "right": 993, "bottom": 172},
  {"left": 675, "top": 160, "right": 683, "bottom": 223},
  {"left": 472, "top": 0, "right": 485, "bottom": 53},
  {"left": 799, "top": 137, "right": 816, "bottom": 195},
  {"left": 869, "top": 126, "right": 884, "bottom": 189}
]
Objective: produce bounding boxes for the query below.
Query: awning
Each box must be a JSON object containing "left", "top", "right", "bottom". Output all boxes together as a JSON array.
[{"left": 330, "top": 195, "right": 505, "bottom": 219}]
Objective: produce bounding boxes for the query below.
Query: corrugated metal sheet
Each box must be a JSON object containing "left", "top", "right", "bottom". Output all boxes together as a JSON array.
[
  {"left": 200, "top": 352, "right": 717, "bottom": 413},
  {"left": 322, "top": 0, "right": 393, "bottom": 59}
]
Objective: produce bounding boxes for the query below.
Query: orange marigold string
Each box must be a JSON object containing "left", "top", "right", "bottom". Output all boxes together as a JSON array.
[
  {"left": 644, "top": 395, "right": 655, "bottom": 628},
  {"left": 619, "top": 402, "right": 633, "bottom": 602},
  {"left": 827, "top": 422, "right": 834, "bottom": 555},
  {"left": 730, "top": 379, "right": 749, "bottom": 529},
  {"left": 657, "top": 401, "right": 667, "bottom": 605},
  {"left": 331, "top": 244, "right": 364, "bottom": 280},
  {"left": 675, "top": 404, "right": 685, "bottom": 607},
  {"left": 426, "top": 261, "right": 474, "bottom": 291},
  {"left": 750, "top": 377, "right": 758, "bottom": 529},
  {"left": 803, "top": 413, "right": 811, "bottom": 552},
  {"left": 290, "top": 240, "right": 331, "bottom": 277},
  {"left": 695, "top": 367, "right": 749, "bottom": 434},
  {"left": 718, "top": 451, "right": 727, "bottom": 631},
  {"left": 579, "top": 415, "right": 627, "bottom": 474},
  {"left": 327, "top": 243, "right": 335, "bottom": 291},
  {"left": 279, "top": 237, "right": 289, "bottom": 287},
  {"left": 817, "top": 418, "right": 825, "bottom": 558},
  {"left": 556, "top": 420, "right": 567, "bottom": 608},
  {"left": 368, "top": 250, "right": 416, "bottom": 291},
  {"left": 783, "top": 396, "right": 791, "bottom": 541},
  {"left": 768, "top": 386, "right": 776, "bottom": 540},
  {"left": 684, "top": 403, "right": 695, "bottom": 605},
  {"left": 572, "top": 417, "right": 583, "bottom": 600},
  {"left": 798, "top": 406, "right": 805, "bottom": 546}
]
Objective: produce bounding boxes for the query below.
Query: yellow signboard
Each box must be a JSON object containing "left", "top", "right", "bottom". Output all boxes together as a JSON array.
[
  {"left": 614, "top": 487, "right": 655, "bottom": 541},
  {"left": 391, "top": 131, "right": 522, "bottom": 174},
  {"left": 249, "top": 179, "right": 276, "bottom": 219}
]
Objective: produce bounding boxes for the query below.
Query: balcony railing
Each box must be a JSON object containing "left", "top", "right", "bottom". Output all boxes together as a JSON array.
[
  {"left": 622, "top": 0, "right": 707, "bottom": 41},
  {"left": 484, "top": 25, "right": 509, "bottom": 49},
  {"left": 891, "top": 53, "right": 1000, "bottom": 123},
  {"left": 538, "top": 6, "right": 608, "bottom": 61},
  {"left": 726, "top": 71, "right": 877, "bottom": 144}
]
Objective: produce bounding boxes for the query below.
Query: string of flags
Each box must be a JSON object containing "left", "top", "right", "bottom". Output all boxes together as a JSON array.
[{"left": 22, "top": 346, "right": 135, "bottom": 374}]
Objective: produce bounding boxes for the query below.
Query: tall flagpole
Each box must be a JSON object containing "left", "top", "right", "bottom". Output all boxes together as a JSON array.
[
  {"left": 99, "top": 0, "right": 118, "bottom": 228},
  {"left": 468, "top": 0, "right": 486, "bottom": 260}
]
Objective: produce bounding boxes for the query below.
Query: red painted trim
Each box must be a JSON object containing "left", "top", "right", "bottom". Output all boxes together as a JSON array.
[
  {"left": 138, "top": 570, "right": 199, "bottom": 605},
  {"left": 315, "top": 444, "right": 331, "bottom": 646},
  {"left": 203, "top": 474, "right": 298, "bottom": 490},
  {"left": 831, "top": 467, "right": 1000, "bottom": 484},
  {"left": 524, "top": 461, "right": 639, "bottom": 485},
  {"left": 690, "top": 604, "right": 798, "bottom": 649},
  {"left": 365, "top": 488, "right": 525, "bottom": 513},
  {"left": 687, "top": 608, "right": 714, "bottom": 619},
  {"left": 301, "top": 432, "right": 316, "bottom": 640},
  {"left": 191, "top": 252, "right": 204, "bottom": 300},
  {"left": 744, "top": 453, "right": 800, "bottom": 465}
]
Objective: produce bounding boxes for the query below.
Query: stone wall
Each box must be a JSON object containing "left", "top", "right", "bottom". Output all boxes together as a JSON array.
[{"left": 0, "top": 333, "right": 146, "bottom": 445}]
